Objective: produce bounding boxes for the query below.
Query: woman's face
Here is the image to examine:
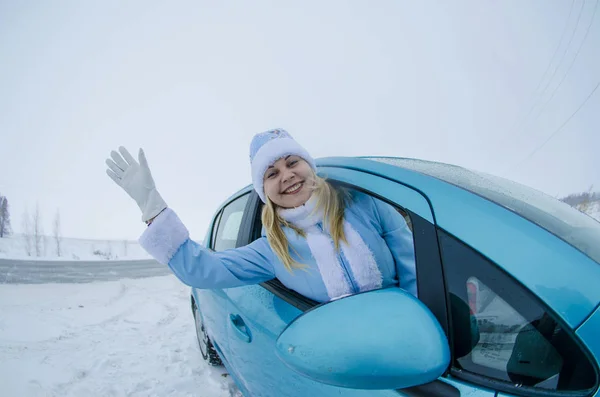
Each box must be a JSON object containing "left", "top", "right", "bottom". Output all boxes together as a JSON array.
[{"left": 263, "top": 155, "right": 314, "bottom": 208}]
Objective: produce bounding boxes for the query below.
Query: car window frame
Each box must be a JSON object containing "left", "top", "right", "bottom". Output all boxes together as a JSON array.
[
  {"left": 236, "top": 172, "right": 448, "bottom": 335},
  {"left": 209, "top": 209, "right": 224, "bottom": 250},
  {"left": 439, "top": 229, "right": 599, "bottom": 397}
]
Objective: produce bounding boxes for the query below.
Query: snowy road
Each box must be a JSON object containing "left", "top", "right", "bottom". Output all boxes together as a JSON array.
[
  {"left": 0, "top": 275, "right": 240, "bottom": 396},
  {"left": 0, "top": 258, "right": 172, "bottom": 284}
]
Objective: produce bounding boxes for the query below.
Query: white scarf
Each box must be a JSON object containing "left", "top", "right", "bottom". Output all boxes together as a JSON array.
[{"left": 278, "top": 194, "right": 383, "bottom": 300}]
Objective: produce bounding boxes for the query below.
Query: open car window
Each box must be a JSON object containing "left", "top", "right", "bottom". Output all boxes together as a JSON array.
[{"left": 246, "top": 185, "right": 420, "bottom": 312}]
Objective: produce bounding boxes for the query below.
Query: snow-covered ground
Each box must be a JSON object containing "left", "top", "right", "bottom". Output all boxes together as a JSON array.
[
  {"left": 0, "top": 275, "right": 239, "bottom": 397},
  {"left": 0, "top": 234, "right": 151, "bottom": 261}
]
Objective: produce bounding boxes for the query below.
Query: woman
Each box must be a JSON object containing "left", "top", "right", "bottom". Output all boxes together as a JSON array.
[{"left": 105, "top": 129, "right": 417, "bottom": 302}]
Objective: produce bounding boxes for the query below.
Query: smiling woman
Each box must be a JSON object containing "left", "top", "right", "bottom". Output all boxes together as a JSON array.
[
  {"left": 263, "top": 155, "right": 314, "bottom": 208},
  {"left": 105, "top": 128, "right": 417, "bottom": 303}
]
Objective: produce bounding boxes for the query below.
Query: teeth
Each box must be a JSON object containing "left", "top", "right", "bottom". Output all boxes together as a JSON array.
[{"left": 284, "top": 183, "right": 302, "bottom": 194}]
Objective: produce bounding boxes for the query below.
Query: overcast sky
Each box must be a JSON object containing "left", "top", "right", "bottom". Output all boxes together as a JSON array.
[{"left": 1, "top": 0, "right": 599, "bottom": 241}]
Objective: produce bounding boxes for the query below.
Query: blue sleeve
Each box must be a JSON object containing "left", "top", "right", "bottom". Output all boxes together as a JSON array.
[
  {"left": 371, "top": 197, "right": 418, "bottom": 297},
  {"left": 139, "top": 208, "right": 276, "bottom": 289},
  {"left": 169, "top": 237, "right": 276, "bottom": 289}
]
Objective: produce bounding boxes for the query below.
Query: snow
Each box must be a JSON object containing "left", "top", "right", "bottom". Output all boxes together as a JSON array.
[
  {"left": 0, "top": 234, "right": 152, "bottom": 261},
  {"left": 0, "top": 275, "right": 239, "bottom": 396}
]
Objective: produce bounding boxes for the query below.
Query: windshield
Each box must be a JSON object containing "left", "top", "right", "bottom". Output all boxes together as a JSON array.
[{"left": 366, "top": 157, "right": 600, "bottom": 264}]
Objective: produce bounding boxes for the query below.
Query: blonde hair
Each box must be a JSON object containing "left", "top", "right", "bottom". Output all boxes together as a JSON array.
[{"left": 261, "top": 175, "right": 348, "bottom": 272}]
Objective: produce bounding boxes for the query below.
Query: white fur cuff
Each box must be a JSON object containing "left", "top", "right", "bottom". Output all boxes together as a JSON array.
[{"left": 139, "top": 208, "right": 190, "bottom": 265}]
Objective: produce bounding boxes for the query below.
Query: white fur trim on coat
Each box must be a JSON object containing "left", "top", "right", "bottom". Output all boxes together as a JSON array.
[
  {"left": 139, "top": 208, "right": 190, "bottom": 265},
  {"left": 251, "top": 137, "right": 316, "bottom": 203},
  {"left": 341, "top": 222, "right": 382, "bottom": 292},
  {"left": 305, "top": 226, "right": 353, "bottom": 299}
]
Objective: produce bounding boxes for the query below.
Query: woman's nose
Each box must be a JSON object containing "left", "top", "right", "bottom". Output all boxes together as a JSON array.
[{"left": 281, "top": 170, "right": 295, "bottom": 183}]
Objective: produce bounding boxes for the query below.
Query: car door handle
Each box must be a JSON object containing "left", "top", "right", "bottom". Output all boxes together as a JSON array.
[{"left": 230, "top": 314, "right": 251, "bottom": 343}]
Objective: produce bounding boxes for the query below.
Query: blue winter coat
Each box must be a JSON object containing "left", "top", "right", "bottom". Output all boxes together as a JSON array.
[{"left": 139, "top": 191, "right": 417, "bottom": 303}]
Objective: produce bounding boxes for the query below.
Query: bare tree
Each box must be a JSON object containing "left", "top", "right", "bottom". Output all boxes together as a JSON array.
[
  {"left": 123, "top": 240, "right": 128, "bottom": 257},
  {"left": 33, "top": 203, "right": 43, "bottom": 257},
  {"left": 53, "top": 209, "right": 62, "bottom": 257},
  {"left": 560, "top": 186, "right": 599, "bottom": 218},
  {"left": 22, "top": 208, "right": 33, "bottom": 256},
  {"left": 0, "top": 195, "right": 11, "bottom": 238},
  {"left": 576, "top": 186, "right": 595, "bottom": 214},
  {"left": 561, "top": 185, "right": 596, "bottom": 208}
]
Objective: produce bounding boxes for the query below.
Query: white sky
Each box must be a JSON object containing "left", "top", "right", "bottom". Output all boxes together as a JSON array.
[{"left": 1, "top": 0, "right": 599, "bottom": 241}]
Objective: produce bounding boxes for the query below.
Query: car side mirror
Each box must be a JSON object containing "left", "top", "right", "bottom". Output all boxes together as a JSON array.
[{"left": 275, "top": 288, "right": 450, "bottom": 390}]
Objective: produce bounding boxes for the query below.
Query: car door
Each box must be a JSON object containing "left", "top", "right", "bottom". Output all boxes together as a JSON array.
[
  {"left": 193, "top": 191, "right": 251, "bottom": 363},
  {"left": 224, "top": 166, "right": 496, "bottom": 397}
]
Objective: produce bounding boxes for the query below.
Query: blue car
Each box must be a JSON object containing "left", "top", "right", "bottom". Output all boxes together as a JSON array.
[{"left": 190, "top": 157, "right": 600, "bottom": 397}]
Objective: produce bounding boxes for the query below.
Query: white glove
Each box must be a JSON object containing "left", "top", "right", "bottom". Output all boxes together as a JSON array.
[{"left": 106, "top": 146, "right": 167, "bottom": 223}]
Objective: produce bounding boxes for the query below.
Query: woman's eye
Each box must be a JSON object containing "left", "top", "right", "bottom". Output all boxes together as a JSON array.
[
  {"left": 289, "top": 160, "right": 298, "bottom": 166},
  {"left": 267, "top": 172, "right": 276, "bottom": 179}
]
